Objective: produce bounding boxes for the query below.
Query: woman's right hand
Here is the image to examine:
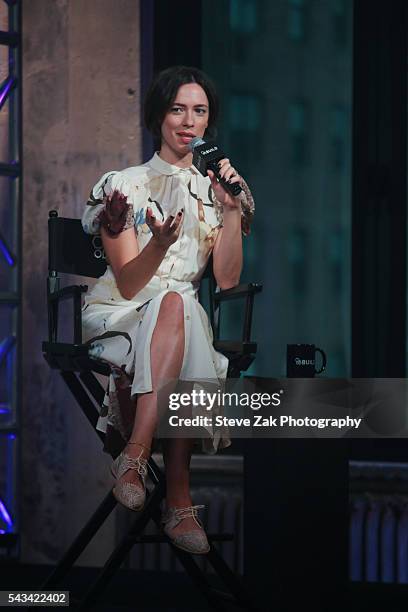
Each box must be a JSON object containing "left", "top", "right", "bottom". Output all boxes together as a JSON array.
[{"left": 145, "top": 207, "right": 183, "bottom": 250}]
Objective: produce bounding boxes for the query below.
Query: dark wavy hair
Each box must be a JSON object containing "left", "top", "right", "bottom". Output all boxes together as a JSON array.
[{"left": 144, "top": 66, "right": 219, "bottom": 147}]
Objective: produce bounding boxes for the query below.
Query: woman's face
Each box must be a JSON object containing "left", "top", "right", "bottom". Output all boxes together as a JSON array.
[{"left": 160, "top": 83, "right": 209, "bottom": 161}]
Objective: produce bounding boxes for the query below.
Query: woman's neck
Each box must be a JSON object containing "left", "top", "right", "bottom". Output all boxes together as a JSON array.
[{"left": 158, "top": 144, "right": 193, "bottom": 168}]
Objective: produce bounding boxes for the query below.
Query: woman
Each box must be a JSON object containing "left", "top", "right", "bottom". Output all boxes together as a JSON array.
[{"left": 81, "top": 66, "right": 254, "bottom": 554}]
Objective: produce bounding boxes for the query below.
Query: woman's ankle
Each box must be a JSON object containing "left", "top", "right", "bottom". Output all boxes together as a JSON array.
[
  {"left": 165, "top": 495, "right": 193, "bottom": 509},
  {"left": 125, "top": 440, "right": 151, "bottom": 459}
]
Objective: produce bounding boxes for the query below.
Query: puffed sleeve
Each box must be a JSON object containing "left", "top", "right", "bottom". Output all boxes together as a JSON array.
[
  {"left": 81, "top": 170, "right": 148, "bottom": 236},
  {"left": 211, "top": 176, "right": 255, "bottom": 236}
]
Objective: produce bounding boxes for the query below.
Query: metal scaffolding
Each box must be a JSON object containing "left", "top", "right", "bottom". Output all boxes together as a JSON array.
[{"left": 0, "top": 0, "right": 21, "bottom": 559}]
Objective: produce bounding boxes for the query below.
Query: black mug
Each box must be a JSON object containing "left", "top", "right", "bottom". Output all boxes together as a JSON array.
[{"left": 286, "top": 344, "right": 327, "bottom": 377}]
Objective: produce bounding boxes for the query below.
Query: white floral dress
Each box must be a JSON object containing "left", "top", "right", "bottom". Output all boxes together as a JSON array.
[{"left": 81, "top": 152, "right": 254, "bottom": 454}]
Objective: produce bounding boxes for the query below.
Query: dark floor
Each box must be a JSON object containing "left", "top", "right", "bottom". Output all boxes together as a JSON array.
[
  {"left": 348, "top": 582, "right": 408, "bottom": 612},
  {"left": 1, "top": 564, "right": 408, "bottom": 611},
  {"left": 0, "top": 564, "right": 213, "bottom": 611}
]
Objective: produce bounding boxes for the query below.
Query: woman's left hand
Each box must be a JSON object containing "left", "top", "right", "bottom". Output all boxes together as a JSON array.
[{"left": 207, "top": 158, "right": 241, "bottom": 210}]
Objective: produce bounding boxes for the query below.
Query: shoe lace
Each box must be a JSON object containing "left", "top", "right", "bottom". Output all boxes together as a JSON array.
[
  {"left": 122, "top": 453, "right": 148, "bottom": 480},
  {"left": 173, "top": 504, "right": 205, "bottom": 528},
  {"left": 125, "top": 443, "right": 160, "bottom": 483}
]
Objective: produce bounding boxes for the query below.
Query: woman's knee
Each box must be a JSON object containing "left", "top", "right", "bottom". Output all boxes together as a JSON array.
[{"left": 157, "top": 291, "right": 184, "bottom": 325}]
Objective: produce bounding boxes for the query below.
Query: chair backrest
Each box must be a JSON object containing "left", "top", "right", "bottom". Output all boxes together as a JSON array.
[
  {"left": 48, "top": 211, "right": 107, "bottom": 278},
  {"left": 48, "top": 210, "right": 216, "bottom": 282},
  {"left": 48, "top": 209, "right": 218, "bottom": 333}
]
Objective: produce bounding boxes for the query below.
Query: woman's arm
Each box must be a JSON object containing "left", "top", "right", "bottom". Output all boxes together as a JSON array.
[
  {"left": 212, "top": 209, "right": 243, "bottom": 289},
  {"left": 102, "top": 205, "right": 183, "bottom": 300},
  {"left": 209, "top": 161, "right": 244, "bottom": 290}
]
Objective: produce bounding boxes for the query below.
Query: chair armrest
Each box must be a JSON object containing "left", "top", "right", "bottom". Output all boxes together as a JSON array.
[
  {"left": 47, "top": 282, "right": 88, "bottom": 345},
  {"left": 48, "top": 284, "right": 88, "bottom": 302},
  {"left": 214, "top": 283, "right": 263, "bottom": 302},
  {"left": 212, "top": 283, "right": 263, "bottom": 343}
]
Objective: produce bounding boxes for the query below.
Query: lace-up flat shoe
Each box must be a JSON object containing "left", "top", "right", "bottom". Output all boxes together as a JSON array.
[
  {"left": 161, "top": 504, "right": 210, "bottom": 554},
  {"left": 110, "top": 449, "right": 147, "bottom": 511}
]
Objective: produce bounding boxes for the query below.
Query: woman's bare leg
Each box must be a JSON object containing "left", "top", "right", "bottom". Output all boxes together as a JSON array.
[
  {"left": 119, "top": 292, "right": 202, "bottom": 533},
  {"left": 162, "top": 437, "right": 202, "bottom": 536},
  {"left": 119, "top": 291, "right": 185, "bottom": 479}
]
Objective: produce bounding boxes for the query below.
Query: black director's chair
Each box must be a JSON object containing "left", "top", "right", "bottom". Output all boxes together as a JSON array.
[{"left": 41, "top": 210, "right": 262, "bottom": 611}]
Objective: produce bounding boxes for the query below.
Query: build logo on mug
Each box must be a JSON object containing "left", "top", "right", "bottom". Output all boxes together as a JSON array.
[{"left": 286, "top": 344, "right": 327, "bottom": 377}]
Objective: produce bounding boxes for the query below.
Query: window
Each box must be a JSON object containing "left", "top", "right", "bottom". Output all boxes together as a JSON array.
[
  {"left": 288, "top": 0, "right": 307, "bottom": 41},
  {"left": 328, "top": 227, "right": 344, "bottom": 294},
  {"left": 289, "top": 100, "right": 309, "bottom": 166},
  {"left": 330, "top": 106, "right": 347, "bottom": 170},
  {"left": 288, "top": 227, "right": 308, "bottom": 294},
  {"left": 333, "top": 0, "right": 348, "bottom": 47},
  {"left": 229, "top": 0, "right": 258, "bottom": 34},
  {"left": 229, "top": 93, "right": 261, "bottom": 131},
  {"left": 202, "top": 0, "right": 352, "bottom": 378},
  {"left": 229, "top": 93, "right": 262, "bottom": 168}
]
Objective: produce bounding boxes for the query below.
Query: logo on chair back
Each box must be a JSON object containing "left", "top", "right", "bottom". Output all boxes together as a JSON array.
[{"left": 92, "top": 236, "right": 106, "bottom": 260}]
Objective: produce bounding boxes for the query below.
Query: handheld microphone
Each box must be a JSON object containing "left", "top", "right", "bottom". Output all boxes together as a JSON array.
[{"left": 188, "top": 137, "right": 242, "bottom": 197}]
